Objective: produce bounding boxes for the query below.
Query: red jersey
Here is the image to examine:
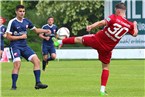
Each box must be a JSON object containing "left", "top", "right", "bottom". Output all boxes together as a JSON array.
[{"left": 96, "top": 14, "right": 135, "bottom": 51}]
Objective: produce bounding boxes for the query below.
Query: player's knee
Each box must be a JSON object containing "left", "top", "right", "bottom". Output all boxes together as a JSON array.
[
  {"left": 51, "top": 54, "right": 56, "bottom": 59},
  {"left": 36, "top": 58, "right": 41, "bottom": 64},
  {"left": 13, "top": 61, "right": 21, "bottom": 73},
  {"left": 75, "top": 37, "right": 82, "bottom": 44}
]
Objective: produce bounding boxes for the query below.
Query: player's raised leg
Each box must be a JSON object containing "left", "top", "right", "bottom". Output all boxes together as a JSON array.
[
  {"left": 42, "top": 54, "right": 48, "bottom": 71},
  {"left": 42, "top": 45, "right": 56, "bottom": 71},
  {"left": 30, "top": 54, "right": 48, "bottom": 89},
  {"left": 52, "top": 36, "right": 83, "bottom": 46}
]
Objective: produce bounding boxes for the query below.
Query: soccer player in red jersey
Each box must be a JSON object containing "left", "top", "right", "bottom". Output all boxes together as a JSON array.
[{"left": 53, "top": 2, "right": 138, "bottom": 96}]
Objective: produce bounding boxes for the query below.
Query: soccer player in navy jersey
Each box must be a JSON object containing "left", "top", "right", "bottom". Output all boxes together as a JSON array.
[
  {"left": 39, "top": 16, "right": 58, "bottom": 71},
  {"left": 6, "top": 5, "right": 51, "bottom": 90},
  {"left": 53, "top": 3, "right": 138, "bottom": 96},
  {"left": 0, "top": 17, "right": 7, "bottom": 59}
]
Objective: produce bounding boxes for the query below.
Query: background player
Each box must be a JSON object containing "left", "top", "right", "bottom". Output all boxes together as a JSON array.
[
  {"left": 6, "top": 5, "right": 51, "bottom": 90},
  {"left": 39, "top": 16, "right": 58, "bottom": 71},
  {"left": 0, "top": 16, "right": 7, "bottom": 60},
  {"left": 53, "top": 2, "right": 138, "bottom": 96}
]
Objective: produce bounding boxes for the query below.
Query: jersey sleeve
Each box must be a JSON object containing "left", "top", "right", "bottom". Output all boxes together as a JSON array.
[
  {"left": 104, "top": 14, "right": 114, "bottom": 26},
  {"left": 128, "top": 22, "right": 135, "bottom": 35},
  {"left": 1, "top": 26, "right": 6, "bottom": 33},
  {"left": 6, "top": 19, "right": 13, "bottom": 34},
  {"left": 26, "top": 19, "right": 35, "bottom": 30}
]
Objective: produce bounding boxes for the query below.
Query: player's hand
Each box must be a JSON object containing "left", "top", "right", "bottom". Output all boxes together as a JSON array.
[
  {"left": 45, "top": 37, "right": 50, "bottom": 41},
  {"left": 133, "top": 21, "right": 137, "bottom": 26},
  {"left": 46, "top": 29, "right": 51, "bottom": 34},
  {"left": 21, "top": 34, "right": 27, "bottom": 39},
  {"left": 86, "top": 25, "right": 92, "bottom": 32}
]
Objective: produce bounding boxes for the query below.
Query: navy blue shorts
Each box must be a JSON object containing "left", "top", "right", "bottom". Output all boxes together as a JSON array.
[
  {"left": 42, "top": 45, "right": 56, "bottom": 55},
  {"left": 1, "top": 45, "right": 4, "bottom": 51},
  {"left": 10, "top": 45, "right": 35, "bottom": 62}
]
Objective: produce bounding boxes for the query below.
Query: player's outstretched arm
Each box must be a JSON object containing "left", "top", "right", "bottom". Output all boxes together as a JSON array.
[
  {"left": 6, "top": 33, "right": 27, "bottom": 41},
  {"left": 86, "top": 20, "right": 107, "bottom": 32},
  {"left": 39, "top": 33, "right": 50, "bottom": 41},
  {"left": 132, "top": 21, "right": 138, "bottom": 37},
  {"left": 33, "top": 28, "right": 51, "bottom": 34}
]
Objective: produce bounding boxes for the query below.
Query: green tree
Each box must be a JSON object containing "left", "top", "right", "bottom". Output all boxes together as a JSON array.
[
  {"left": 1, "top": 1, "right": 38, "bottom": 21},
  {"left": 36, "top": 1, "right": 104, "bottom": 36},
  {"left": 1, "top": 1, "right": 40, "bottom": 45}
]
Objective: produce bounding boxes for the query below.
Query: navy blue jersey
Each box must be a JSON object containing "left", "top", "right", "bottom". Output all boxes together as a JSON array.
[
  {"left": 6, "top": 18, "right": 35, "bottom": 47},
  {"left": 0, "top": 25, "right": 6, "bottom": 49},
  {"left": 42, "top": 24, "right": 57, "bottom": 46}
]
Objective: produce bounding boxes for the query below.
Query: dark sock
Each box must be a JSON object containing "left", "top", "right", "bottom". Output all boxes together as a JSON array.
[
  {"left": 43, "top": 60, "right": 47, "bottom": 65},
  {"left": 47, "top": 57, "right": 54, "bottom": 61},
  {"left": 34, "top": 70, "right": 41, "bottom": 84},
  {"left": 12, "top": 74, "right": 18, "bottom": 88}
]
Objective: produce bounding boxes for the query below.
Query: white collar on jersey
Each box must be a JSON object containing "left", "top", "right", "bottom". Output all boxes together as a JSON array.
[
  {"left": 15, "top": 17, "right": 24, "bottom": 23},
  {"left": 47, "top": 24, "right": 54, "bottom": 28}
]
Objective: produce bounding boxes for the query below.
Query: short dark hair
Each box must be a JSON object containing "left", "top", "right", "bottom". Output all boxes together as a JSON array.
[
  {"left": 16, "top": 5, "right": 25, "bottom": 11},
  {"left": 47, "top": 16, "right": 54, "bottom": 20},
  {"left": 115, "top": 2, "right": 126, "bottom": 10}
]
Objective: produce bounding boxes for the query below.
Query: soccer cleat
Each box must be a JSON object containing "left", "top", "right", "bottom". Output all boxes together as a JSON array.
[
  {"left": 52, "top": 37, "right": 60, "bottom": 47},
  {"left": 100, "top": 91, "right": 108, "bottom": 96},
  {"left": 35, "top": 82, "right": 48, "bottom": 89},
  {"left": 11, "top": 86, "right": 17, "bottom": 90}
]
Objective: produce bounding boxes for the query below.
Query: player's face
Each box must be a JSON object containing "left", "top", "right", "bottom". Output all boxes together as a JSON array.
[
  {"left": 48, "top": 18, "right": 54, "bottom": 26},
  {"left": 0, "top": 19, "right": 3, "bottom": 25},
  {"left": 16, "top": 8, "right": 25, "bottom": 19}
]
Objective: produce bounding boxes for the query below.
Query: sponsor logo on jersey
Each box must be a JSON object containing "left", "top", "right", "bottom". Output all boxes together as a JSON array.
[
  {"left": 26, "top": 25, "right": 28, "bottom": 29},
  {"left": 14, "top": 53, "right": 18, "bottom": 57}
]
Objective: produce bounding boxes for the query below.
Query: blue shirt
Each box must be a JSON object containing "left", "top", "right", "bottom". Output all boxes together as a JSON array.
[
  {"left": 0, "top": 25, "right": 6, "bottom": 46},
  {"left": 6, "top": 18, "right": 35, "bottom": 47},
  {"left": 42, "top": 24, "right": 58, "bottom": 46}
]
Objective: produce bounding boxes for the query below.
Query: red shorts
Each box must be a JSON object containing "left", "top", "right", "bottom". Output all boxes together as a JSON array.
[{"left": 82, "top": 34, "right": 112, "bottom": 64}]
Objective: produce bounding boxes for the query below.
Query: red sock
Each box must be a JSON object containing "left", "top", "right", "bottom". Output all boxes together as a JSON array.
[
  {"left": 62, "top": 37, "right": 75, "bottom": 44},
  {"left": 101, "top": 69, "right": 109, "bottom": 86}
]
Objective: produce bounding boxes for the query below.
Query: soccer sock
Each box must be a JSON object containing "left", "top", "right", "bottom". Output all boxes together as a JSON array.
[
  {"left": 34, "top": 70, "right": 41, "bottom": 84},
  {"left": 62, "top": 37, "right": 75, "bottom": 44},
  {"left": 43, "top": 60, "right": 47, "bottom": 65},
  {"left": 47, "top": 57, "right": 54, "bottom": 61},
  {"left": 100, "top": 69, "right": 109, "bottom": 92},
  {"left": 12, "top": 74, "right": 18, "bottom": 88}
]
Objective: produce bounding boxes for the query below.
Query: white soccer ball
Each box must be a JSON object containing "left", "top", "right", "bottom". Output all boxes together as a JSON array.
[{"left": 56, "top": 27, "right": 70, "bottom": 39}]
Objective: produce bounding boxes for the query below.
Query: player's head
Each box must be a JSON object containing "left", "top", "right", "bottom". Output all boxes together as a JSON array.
[
  {"left": 15, "top": 5, "right": 25, "bottom": 19},
  {"left": 0, "top": 17, "right": 6, "bottom": 25},
  {"left": 115, "top": 2, "right": 126, "bottom": 17},
  {"left": 47, "top": 16, "right": 54, "bottom": 26}
]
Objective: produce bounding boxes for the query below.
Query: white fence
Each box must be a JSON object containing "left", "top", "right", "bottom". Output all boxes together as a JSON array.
[
  {"left": 3, "top": 48, "right": 145, "bottom": 60},
  {"left": 56, "top": 49, "right": 145, "bottom": 59}
]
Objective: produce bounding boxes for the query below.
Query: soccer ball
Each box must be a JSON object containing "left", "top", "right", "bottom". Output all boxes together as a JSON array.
[{"left": 56, "top": 27, "right": 70, "bottom": 39}]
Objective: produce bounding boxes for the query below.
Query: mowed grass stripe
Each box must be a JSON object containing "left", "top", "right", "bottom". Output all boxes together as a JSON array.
[{"left": 1, "top": 60, "right": 144, "bottom": 97}]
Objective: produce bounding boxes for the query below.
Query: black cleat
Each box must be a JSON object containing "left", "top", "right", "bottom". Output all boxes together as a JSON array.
[
  {"left": 11, "top": 86, "right": 17, "bottom": 90},
  {"left": 35, "top": 82, "right": 48, "bottom": 89}
]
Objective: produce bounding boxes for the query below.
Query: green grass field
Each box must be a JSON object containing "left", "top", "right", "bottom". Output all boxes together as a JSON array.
[{"left": 1, "top": 60, "right": 145, "bottom": 97}]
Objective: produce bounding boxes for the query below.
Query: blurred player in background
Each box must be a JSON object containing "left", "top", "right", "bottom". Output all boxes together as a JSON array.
[
  {"left": 53, "top": 2, "right": 138, "bottom": 96},
  {"left": 39, "top": 16, "right": 58, "bottom": 71},
  {"left": 6, "top": 5, "right": 51, "bottom": 90},
  {"left": 0, "top": 16, "right": 7, "bottom": 60}
]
